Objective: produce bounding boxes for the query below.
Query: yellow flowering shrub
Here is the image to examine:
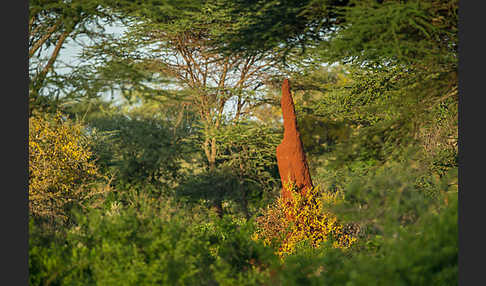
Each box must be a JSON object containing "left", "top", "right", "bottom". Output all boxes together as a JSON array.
[
  {"left": 253, "top": 182, "right": 356, "bottom": 257},
  {"left": 29, "top": 111, "right": 102, "bottom": 221}
]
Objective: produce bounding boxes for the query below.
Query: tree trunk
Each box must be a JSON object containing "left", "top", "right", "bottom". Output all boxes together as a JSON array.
[{"left": 213, "top": 200, "right": 223, "bottom": 218}]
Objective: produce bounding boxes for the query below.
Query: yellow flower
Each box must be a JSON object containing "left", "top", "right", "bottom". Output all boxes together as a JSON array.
[
  {"left": 253, "top": 182, "right": 357, "bottom": 257},
  {"left": 29, "top": 111, "right": 102, "bottom": 221}
]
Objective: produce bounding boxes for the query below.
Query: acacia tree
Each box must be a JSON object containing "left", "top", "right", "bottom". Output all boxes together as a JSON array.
[
  {"left": 86, "top": 4, "right": 281, "bottom": 171},
  {"left": 142, "top": 31, "right": 278, "bottom": 170},
  {"left": 74, "top": 1, "right": 287, "bottom": 216}
]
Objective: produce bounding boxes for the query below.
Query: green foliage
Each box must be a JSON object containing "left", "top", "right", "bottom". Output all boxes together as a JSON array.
[
  {"left": 321, "top": 0, "right": 458, "bottom": 68},
  {"left": 30, "top": 192, "right": 457, "bottom": 285},
  {"left": 265, "top": 193, "right": 457, "bottom": 285},
  {"left": 321, "top": 157, "right": 456, "bottom": 235},
  {"left": 29, "top": 192, "right": 277, "bottom": 285},
  {"left": 176, "top": 167, "right": 244, "bottom": 214},
  {"left": 29, "top": 220, "right": 71, "bottom": 286},
  {"left": 208, "top": 0, "right": 349, "bottom": 56},
  {"left": 209, "top": 217, "right": 278, "bottom": 285},
  {"left": 63, "top": 98, "right": 197, "bottom": 191},
  {"left": 289, "top": 61, "right": 457, "bottom": 194},
  {"left": 87, "top": 114, "right": 184, "bottom": 188},
  {"left": 177, "top": 121, "right": 282, "bottom": 217},
  {"left": 215, "top": 121, "right": 281, "bottom": 187},
  {"left": 211, "top": 0, "right": 457, "bottom": 69}
]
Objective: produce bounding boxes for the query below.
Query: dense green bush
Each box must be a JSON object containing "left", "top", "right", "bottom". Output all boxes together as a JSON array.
[
  {"left": 266, "top": 192, "right": 457, "bottom": 286},
  {"left": 177, "top": 121, "right": 282, "bottom": 218},
  {"left": 86, "top": 114, "right": 186, "bottom": 189},
  {"left": 29, "top": 192, "right": 277, "bottom": 285}
]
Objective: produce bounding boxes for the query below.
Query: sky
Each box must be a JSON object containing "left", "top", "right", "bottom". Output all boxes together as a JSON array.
[{"left": 57, "top": 23, "right": 127, "bottom": 74}]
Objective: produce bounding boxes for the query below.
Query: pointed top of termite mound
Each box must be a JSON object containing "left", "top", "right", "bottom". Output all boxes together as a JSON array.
[
  {"left": 282, "top": 78, "right": 290, "bottom": 92},
  {"left": 280, "top": 78, "right": 297, "bottom": 134}
]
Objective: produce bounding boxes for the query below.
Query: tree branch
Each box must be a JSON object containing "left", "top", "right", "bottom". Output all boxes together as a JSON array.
[
  {"left": 29, "top": 20, "right": 61, "bottom": 58},
  {"left": 31, "top": 29, "right": 70, "bottom": 95}
]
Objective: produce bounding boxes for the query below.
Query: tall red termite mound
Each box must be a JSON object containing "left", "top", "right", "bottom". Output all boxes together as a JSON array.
[{"left": 276, "top": 79, "right": 313, "bottom": 200}]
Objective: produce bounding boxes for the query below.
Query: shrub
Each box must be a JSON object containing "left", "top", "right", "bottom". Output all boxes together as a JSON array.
[
  {"left": 207, "top": 217, "right": 278, "bottom": 286},
  {"left": 29, "top": 191, "right": 278, "bottom": 285},
  {"left": 29, "top": 111, "right": 103, "bottom": 223},
  {"left": 253, "top": 183, "right": 356, "bottom": 257},
  {"left": 264, "top": 192, "right": 457, "bottom": 286},
  {"left": 86, "top": 113, "right": 186, "bottom": 189}
]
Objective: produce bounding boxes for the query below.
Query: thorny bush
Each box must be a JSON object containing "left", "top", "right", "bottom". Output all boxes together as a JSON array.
[
  {"left": 29, "top": 111, "right": 105, "bottom": 223},
  {"left": 253, "top": 182, "right": 357, "bottom": 257}
]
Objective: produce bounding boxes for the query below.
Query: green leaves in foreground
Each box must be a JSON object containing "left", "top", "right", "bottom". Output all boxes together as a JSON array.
[{"left": 29, "top": 195, "right": 277, "bottom": 286}]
